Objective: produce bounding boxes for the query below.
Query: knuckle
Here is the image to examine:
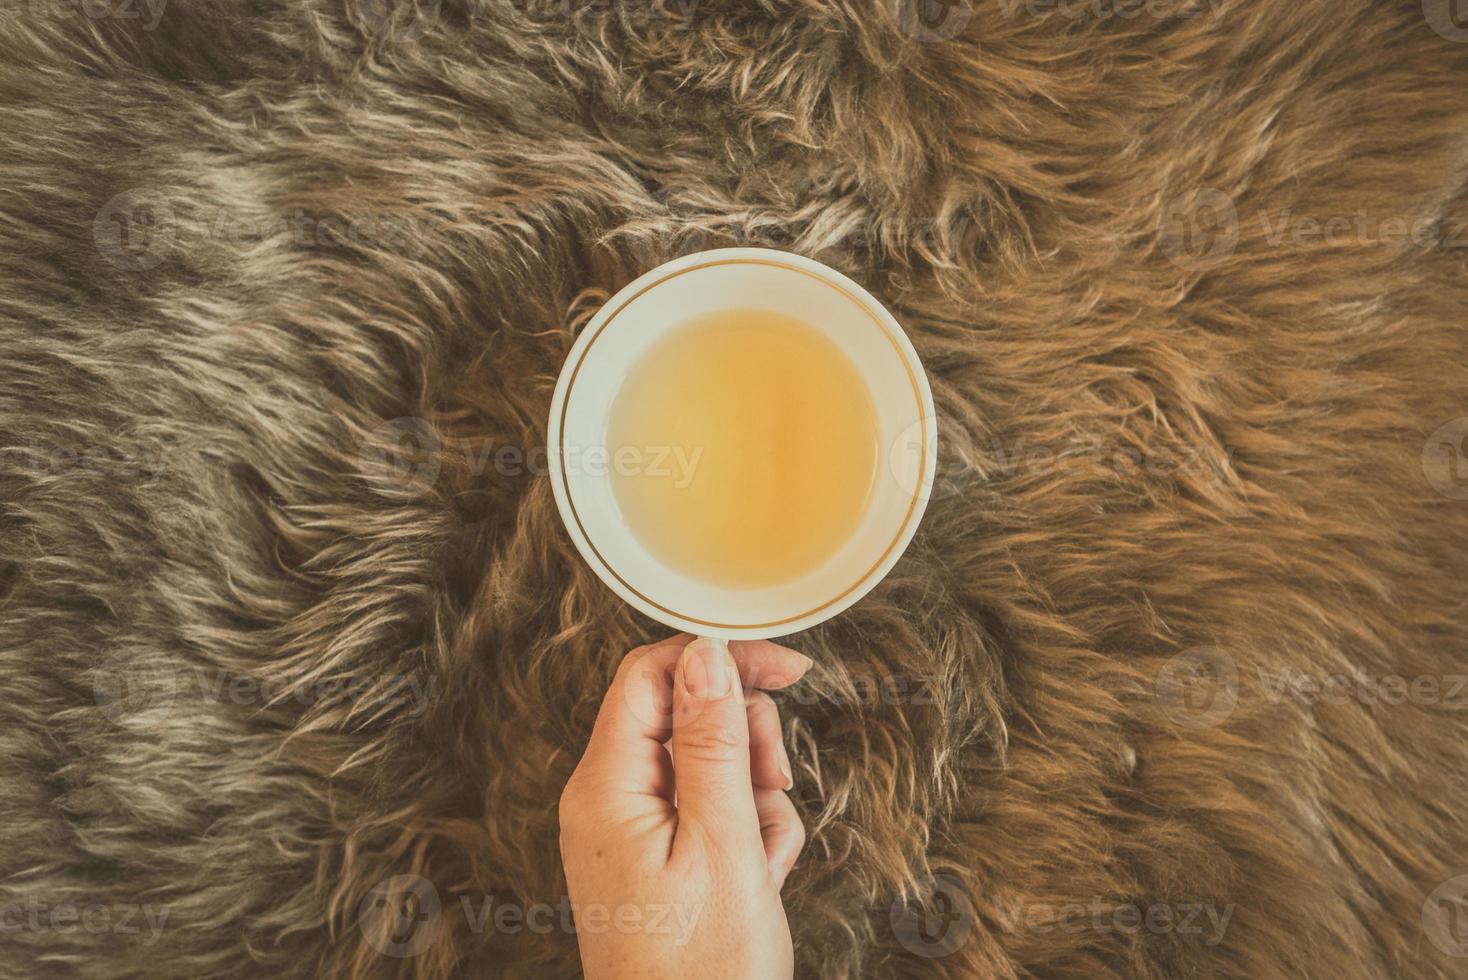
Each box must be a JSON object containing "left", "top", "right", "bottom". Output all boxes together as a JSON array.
[
  {"left": 677, "top": 721, "right": 746, "bottom": 758},
  {"left": 558, "top": 774, "right": 586, "bottom": 819},
  {"left": 746, "top": 690, "right": 779, "bottom": 722},
  {"left": 557, "top": 801, "right": 588, "bottom": 850},
  {"left": 791, "top": 814, "right": 808, "bottom": 851},
  {"left": 617, "top": 645, "right": 650, "bottom": 675},
  {"left": 622, "top": 659, "right": 663, "bottom": 694},
  {"left": 617, "top": 642, "right": 667, "bottom": 683}
]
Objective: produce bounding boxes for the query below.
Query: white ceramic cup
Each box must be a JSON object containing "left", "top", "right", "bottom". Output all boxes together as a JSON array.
[{"left": 546, "top": 247, "right": 937, "bottom": 640}]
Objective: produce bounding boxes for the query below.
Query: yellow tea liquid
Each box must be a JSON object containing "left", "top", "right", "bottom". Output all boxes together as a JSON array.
[{"left": 608, "top": 309, "right": 879, "bottom": 589}]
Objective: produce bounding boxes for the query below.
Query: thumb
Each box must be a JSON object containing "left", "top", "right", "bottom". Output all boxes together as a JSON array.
[{"left": 670, "top": 637, "right": 763, "bottom": 857}]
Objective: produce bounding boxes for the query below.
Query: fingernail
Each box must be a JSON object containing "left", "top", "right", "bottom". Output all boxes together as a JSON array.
[
  {"left": 681, "top": 638, "right": 732, "bottom": 699},
  {"left": 777, "top": 742, "right": 794, "bottom": 789},
  {"left": 798, "top": 654, "right": 814, "bottom": 672}
]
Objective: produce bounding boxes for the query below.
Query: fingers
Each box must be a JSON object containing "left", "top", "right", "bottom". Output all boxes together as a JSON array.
[
  {"left": 728, "top": 639, "right": 814, "bottom": 692},
  {"left": 592, "top": 634, "right": 691, "bottom": 745},
  {"left": 590, "top": 635, "right": 808, "bottom": 752},
  {"left": 571, "top": 633, "right": 810, "bottom": 849},
  {"left": 576, "top": 635, "right": 690, "bottom": 799},
  {"left": 755, "top": 787, "right": 806, "bottom": 891},
  {"left": 745, "top": 691, "right": 794, "bottom": 790},
  {"left": 669, "top": 637, "right": 764, "bottom": 860}
]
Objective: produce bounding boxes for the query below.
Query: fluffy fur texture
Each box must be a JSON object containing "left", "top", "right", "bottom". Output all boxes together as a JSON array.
[{"left": 1, "top": 1, "right": 1467, "bottom": 977}]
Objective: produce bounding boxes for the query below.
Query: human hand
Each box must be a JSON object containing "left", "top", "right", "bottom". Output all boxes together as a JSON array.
[{"left": 558, "top": 634, "right": 813, "bottom": 979}]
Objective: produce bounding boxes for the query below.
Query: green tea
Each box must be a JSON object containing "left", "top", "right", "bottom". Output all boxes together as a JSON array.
[{"left": 608, "top": 309, "right": 879, "bottom": 589}]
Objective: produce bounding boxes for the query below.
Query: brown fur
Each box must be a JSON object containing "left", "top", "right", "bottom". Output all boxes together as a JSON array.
[{"left": 1, "top": 0, "right": 1466, "bottom": 977}]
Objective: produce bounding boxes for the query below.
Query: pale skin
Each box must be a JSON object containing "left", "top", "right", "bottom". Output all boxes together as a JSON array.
[{"left": 558, "top": 634, "right": 814, "bottom": 979}]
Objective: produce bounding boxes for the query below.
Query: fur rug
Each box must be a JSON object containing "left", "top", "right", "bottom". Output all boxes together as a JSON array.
[{"left": 2, "top": 1, "right": 1467, "bottom": 977}]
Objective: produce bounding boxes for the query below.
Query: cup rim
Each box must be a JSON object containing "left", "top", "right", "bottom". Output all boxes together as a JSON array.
[{"left": 546, "top": 247, "right": 936, "bottom": 640}]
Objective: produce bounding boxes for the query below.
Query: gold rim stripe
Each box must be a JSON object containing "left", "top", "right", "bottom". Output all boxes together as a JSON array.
[{"left": 558, "top": 258, "right": 927, "bottom": 630}]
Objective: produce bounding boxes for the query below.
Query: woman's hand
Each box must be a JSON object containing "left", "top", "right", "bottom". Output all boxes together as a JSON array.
[{"left": 558, "top": 634, "right": 812, "bottom": 979}]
